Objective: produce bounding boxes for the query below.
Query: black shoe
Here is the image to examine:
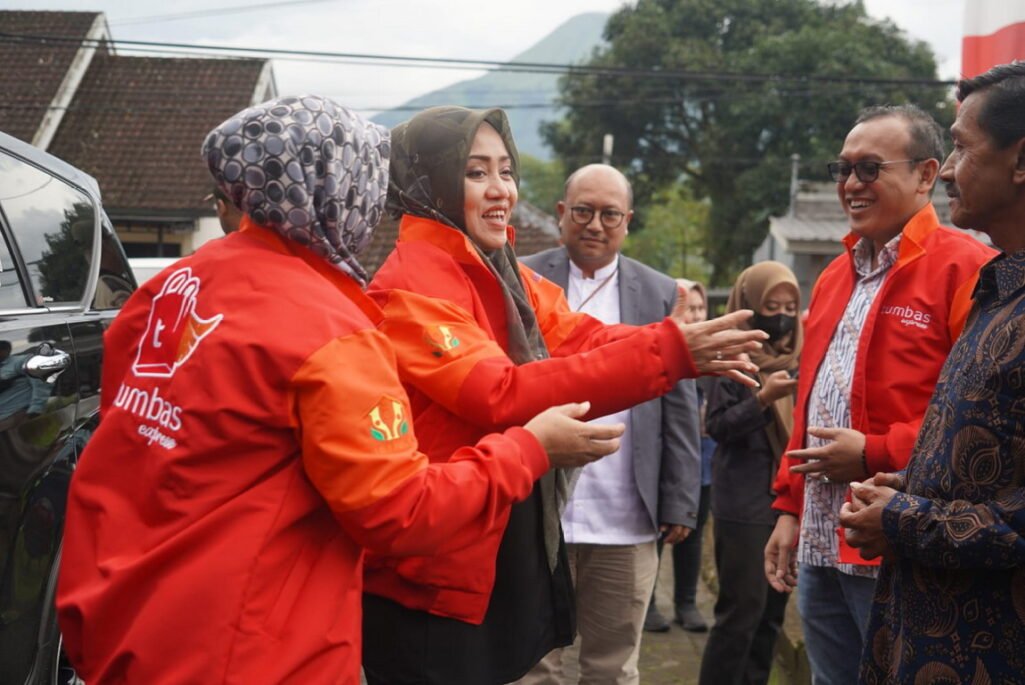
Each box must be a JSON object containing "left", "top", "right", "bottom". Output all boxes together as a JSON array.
[
  {"left": 644, "top": 604, "right": 671, "bottom": 633},
  {"left": 674, "top": 604, "right": 708, "bottom": 632}
]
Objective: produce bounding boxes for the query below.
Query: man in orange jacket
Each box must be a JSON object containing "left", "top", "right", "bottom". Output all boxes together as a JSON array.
[{"left": 762, "top": 104, "right": 995, "bottom": 685}]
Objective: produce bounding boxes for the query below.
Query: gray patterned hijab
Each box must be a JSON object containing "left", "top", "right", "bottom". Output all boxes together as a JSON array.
[{"left": 201, "top": 95, "right": 389, "bottom": 285}]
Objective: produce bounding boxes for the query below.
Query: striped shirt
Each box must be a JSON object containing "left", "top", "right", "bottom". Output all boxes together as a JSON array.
[{"left": 797, "top": 233, "right": 900, "bottom": 576}]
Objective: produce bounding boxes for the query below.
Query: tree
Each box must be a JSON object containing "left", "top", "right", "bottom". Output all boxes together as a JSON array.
[
  {"left": 38, "top": 201, "right": 94, "bottom": 302},
  {"left": 544, "top": 0, "right": 951, "bottom": 284},
  {"left": 623, "top": 183, "right": 710, "bottom": 281},
  {"left": 518, "top": 154, "right": 566, "bottom": 214}
]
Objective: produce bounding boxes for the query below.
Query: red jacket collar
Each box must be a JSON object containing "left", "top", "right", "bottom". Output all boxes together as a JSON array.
[
  {"left": 397, "top": 215, "right": 518, "bottom": 267},
  {"left": 841, "top": 202, "right": 939, "bottom": 267},
  {"left": 238, "top": 216, "right": 382, "bottom": 324}
]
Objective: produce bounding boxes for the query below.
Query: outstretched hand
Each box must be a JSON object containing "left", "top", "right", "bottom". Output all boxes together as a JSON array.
[
  {"left": 676, "top": 309, "right": 767, "bottom": 388},
  {"left": 524, "top": 402, "right": 625, "bottom": 469}
]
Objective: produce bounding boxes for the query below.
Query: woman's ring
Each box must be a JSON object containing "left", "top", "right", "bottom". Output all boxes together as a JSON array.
[
  {"left": 822, "top": 475, "right": 831, "bottom": 484},
  {"left": 716, "top": 350, "right": 722, "bottom": 361}
]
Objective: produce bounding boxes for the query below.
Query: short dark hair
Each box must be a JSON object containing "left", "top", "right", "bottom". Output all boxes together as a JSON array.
[
  {"left": 957, "top": 61, "right": 1025, "bottom": 149},
  {"left": 854, "top": 104, "right": 945, "bottom": 162}
]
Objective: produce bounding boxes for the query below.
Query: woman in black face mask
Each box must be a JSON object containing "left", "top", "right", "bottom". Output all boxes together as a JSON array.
[{"left": 698, "top": 261, "right": 802, "bottom": 685}]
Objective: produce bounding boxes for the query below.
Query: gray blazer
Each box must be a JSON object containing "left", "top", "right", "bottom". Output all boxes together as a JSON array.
[{"left": 521, "top": 247, "right": 702, "bottom": 529}]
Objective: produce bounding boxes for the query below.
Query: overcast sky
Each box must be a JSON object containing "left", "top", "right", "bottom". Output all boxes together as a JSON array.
[{"left": 4, "top": 0, "right": 966, "bottom": 113}]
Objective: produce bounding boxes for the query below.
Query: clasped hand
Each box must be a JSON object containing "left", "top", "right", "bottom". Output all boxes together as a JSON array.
[{"left": 838, "top": 472, "right": 903, "bottom": 561}]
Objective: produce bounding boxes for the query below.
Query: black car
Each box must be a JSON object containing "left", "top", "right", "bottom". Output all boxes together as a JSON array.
[{"left": 0, "top": 130, "right": 136, "bottom": 684}]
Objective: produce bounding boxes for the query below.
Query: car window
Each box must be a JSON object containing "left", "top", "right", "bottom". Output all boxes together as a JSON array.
[
  {"left": 0, "top": 220, "right": 26, "bottom": 310},
  {"left": 92, "top": 222, "right": 135, "bottom": 310},
  {"left": 0, "top": 151, "right": 95, "bottom": 305}
]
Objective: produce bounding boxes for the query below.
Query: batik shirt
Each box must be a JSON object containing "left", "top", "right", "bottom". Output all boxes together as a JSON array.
[
  {"left": 799, "top": 234, "right": 899, "bottom": 577},
  {"left": 860, "top": 250, "right": 1025, "bottom": 684}
]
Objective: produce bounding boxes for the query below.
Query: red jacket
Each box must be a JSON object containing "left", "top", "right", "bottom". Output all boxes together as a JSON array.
[
  {"left": 771, "top": 204, "right": 995, "bottom": 564},
  {"left": 56, "top": 220, "right": 548, "bottom": 684},
  {"left": 365, "top": 215, "right": 697, "bottom": 622}
]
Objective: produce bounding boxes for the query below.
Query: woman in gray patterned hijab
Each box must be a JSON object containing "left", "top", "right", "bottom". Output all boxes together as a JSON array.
[{"left": 201, "top": 94, "right": 389, "bottom": 285}]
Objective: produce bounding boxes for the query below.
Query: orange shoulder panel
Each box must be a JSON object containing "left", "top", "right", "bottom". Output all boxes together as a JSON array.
[
  {"left": 375, "top": 288, "right": 511, "bottom": 412},
  {"left": 289, "top": 329, "right": 426, "bottom": 513}
]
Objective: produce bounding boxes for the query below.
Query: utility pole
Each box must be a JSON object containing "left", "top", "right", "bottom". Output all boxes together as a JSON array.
[{"left": 788, "top": 153, "right": 800, "bottom": 217}]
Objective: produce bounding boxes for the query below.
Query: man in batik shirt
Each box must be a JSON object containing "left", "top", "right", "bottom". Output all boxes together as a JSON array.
[{"left": 841, "top": 61, "right": 1025, "bottom": 684}]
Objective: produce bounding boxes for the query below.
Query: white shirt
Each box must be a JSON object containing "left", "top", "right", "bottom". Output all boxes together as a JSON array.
[{"left": 560, "top": 256, "right": 655, "bottom": 545}]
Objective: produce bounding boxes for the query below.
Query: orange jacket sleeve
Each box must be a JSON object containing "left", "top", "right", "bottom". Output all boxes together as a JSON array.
[
  {"left": 376, "top": 287, "right": 696, "bottom": 429},
  {"left": 289, "top": 328, "right": 549, "bottom": 557}
]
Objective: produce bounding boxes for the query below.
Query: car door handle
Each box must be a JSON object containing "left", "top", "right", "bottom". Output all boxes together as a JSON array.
[{"left": 24, "top": 347, "right": 72, "bottom": 383}]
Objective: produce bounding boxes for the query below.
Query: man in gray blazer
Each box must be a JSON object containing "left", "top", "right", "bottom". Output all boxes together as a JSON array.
[{"left": 518, "top": 164, "right": 702, "bottom": 684}]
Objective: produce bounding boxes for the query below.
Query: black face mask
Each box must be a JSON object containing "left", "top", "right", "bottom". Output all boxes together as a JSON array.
[{"left": 752, "top": 312, "right": 796, "bottom": 343}]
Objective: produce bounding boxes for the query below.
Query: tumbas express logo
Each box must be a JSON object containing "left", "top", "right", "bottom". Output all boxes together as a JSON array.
[
  {"left": 880, "top": 304, "right": 932, "bottom": 330},
  {"left": 117, "top": 268, "right": 223, "bottom": 450},
  {"left": 132, "top": 267, "right": 223, "bottom": 378},
  {"left": 368, "top": 395, "right": 410, "bottom": 442}
]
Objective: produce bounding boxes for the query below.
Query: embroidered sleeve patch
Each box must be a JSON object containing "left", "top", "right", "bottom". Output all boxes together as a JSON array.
[
  {"left": 423, "top": 324, "right": 461, "bottom": 358},
  {"left": 367, "top": 394, "right": 411, "bottom": 443}
]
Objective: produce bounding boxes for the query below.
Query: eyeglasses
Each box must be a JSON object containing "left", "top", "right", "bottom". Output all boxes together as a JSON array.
[
  {"left": 569, "top": 206, "right": 628, "bottom": 229},
  {"left": 826, "top": 159, "right": 923, "bottom": 184}
]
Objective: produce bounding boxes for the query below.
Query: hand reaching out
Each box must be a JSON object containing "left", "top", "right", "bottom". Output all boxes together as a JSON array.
[
  {"left": 675, "top": 309, "right": 767, "bottom": 388},
  {"left": 524, "top": 402, "right": 625, "bottom": 469}
]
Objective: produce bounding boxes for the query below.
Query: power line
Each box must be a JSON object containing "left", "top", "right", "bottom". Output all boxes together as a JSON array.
[
  {"left": 0, "top": 31, "right": 958, "bottom": 87},
  {"left": 110, "top": 0, "right": 336, "bottom": 26},
  {"left": 0, "top": 80, "right": 953, "bottom": 116}
]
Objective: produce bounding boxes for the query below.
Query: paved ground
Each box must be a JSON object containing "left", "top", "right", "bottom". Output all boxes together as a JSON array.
[
  {"left": 635, "top": 555, "right": 717, "bottom": 684},
  {"left": 550, "top": 549, "right": 717, "bottom": 684},
  {"left": 570, "top": 522, "right": 806, "bottom": 684},
  {"left": 635, "top": 529, "right": 807, "bottom": 685}
]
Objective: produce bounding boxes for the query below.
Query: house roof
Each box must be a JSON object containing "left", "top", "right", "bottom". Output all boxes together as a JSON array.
[
  {"left": 47, "top": 54, "right": 268, "bottom": 216},
  {"left": 360, "top": 200, "right": 562, "bottom": 276},
  {"left": 0, "top": 10, "right": 103, "bottom": 144}
]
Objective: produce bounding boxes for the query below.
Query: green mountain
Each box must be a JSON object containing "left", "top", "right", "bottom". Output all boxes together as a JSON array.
[{"left": 372, "top": 12, "right": 608, "bottom": 160}]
